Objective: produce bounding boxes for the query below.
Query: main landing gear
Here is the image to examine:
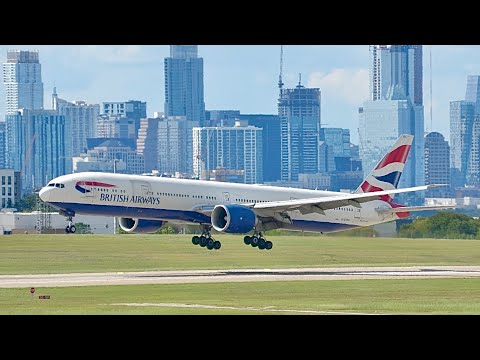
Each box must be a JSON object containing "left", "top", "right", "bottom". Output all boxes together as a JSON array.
[
  {"left": 191, "top": 225, "right": 221, "bottom": 251},
  {"left": 64, "top": 215, "right": 76, "bottom": 234},
  {"left": 243, "top": 232, "right": 273, "bottom": 251}
]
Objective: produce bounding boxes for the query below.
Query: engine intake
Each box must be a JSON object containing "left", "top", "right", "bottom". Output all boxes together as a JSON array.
[
  {"left": 211, "top": 204, "right": 257, "bottom": 234},
  {"left": 118, "top": 218, "right": 164, "bottom": 234}
]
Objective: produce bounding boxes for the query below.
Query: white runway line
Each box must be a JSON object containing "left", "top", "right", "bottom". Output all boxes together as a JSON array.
[{"left": 110, "top": 302, "right": 382, "bottom": 315}]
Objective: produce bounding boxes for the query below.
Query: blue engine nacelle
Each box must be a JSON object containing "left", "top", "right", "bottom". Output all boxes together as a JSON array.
[
  {"left": 118, "top": 218, "right": 164, "bottom": 234},
  {"left": 211, "top": 204, "right": 257, "bottom": 234}
]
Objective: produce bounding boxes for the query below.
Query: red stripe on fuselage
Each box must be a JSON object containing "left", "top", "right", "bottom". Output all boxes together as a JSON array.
[
  {"left": 375, "top": 145, "right": 411, "bottom": 170},
  {"left": 76, "top": 181, "right": 116, "bottom": 188}
]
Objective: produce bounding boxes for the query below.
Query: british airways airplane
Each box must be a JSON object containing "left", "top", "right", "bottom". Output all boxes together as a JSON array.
[{"left": 39, "top": 135, "right": 452, "bottom": 251}]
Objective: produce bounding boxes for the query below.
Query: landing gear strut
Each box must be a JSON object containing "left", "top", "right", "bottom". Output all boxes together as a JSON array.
[
  {"left": 244, "top": 231, "right": 273, "bottom": 251},
  {"left": 64, "top": 215, "right": 76, "bottom": 234},
  {"left": 192, "top": 225, "right": 221, "bottom": 251}
]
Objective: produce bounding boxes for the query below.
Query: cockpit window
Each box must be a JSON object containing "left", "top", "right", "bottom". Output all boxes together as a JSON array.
[
  {"left": 48, "top": 183, "right": 55, "bottom": 187},
  {"left": 48, "top": 183, "right": 65, "bottom": 188}
]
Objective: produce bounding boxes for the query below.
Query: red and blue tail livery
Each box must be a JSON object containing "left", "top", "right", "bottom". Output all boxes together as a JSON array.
[
  {"left": 355, "top": 134, "right": 413, "bottom": 202},
  {"left": 75, "top": 181, "right": 117, "bottom": 194}
]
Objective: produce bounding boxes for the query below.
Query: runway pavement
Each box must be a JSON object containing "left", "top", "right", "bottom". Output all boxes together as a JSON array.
[{"left": 1, "top": 265, "right": 480, "bottom": 288}]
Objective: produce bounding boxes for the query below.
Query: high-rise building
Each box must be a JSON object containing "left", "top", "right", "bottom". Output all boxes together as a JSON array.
[
  {"left": 465, "top": 75, "right": 480, "bottom": 114},
  {"left": 370, "top": 45, "right": 391, "bottom": 101},
  {"left": 206, "top": 110, "right": 241, "bottom": 127},
  {"left": 52, "top": 88, "right": 100, "bottom": 166},
  {"left": 102, "top": 100, "right": 146, "bottom": 137},
  {"left": 0, "top": 122, "right": 5, "bottom": 169},
  {"left": 136, "top": 117, "right": 163, "bottom": 173},
  {"left": 358, "top": 99, "right": 415, "bottom": 190},
  {"left": 279, "top": 83, "right": 321, "bottom": 181},
  {"left": 450, "top": 100, "right": 475, "bottom": 186},
  {"left": 164, "top": 45, "right": 205, "bottom": 125},
  {"left": 3, "top": 50, "right": 43, "bottom": 115},
  {"left": 424, "top": 132, "right": 451, "bottom": 198},
  {"left": 319, "top": 128, "right": 352, "bottom": 172},
  {"left": 158, "top": 116, "right": 199, "bottom": 176},
  {"left": 238, "top": 114, "right": 281, "bottom": 182},
  {"left": 193, "top": 121, "right": 263, "bottom": 184},
  {"left": 74, "top": 138, "right": 144, "bottom": 175},
  {"left": 364, "top": 45, "right": 424, "bottom": 195},
  {"left": 6, "top": 109, "right": 66, "bottom": 192},
  {"left": 96, "top": 115, "right": 136, "bottom": 139}
]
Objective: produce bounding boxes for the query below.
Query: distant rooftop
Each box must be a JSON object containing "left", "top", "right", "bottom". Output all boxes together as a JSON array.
[{"left": 6, "top": 50, "right": 39, "bottom": 63}]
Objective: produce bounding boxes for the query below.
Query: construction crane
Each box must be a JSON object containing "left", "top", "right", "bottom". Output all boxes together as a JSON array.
[{"left": 278, "top": 45, "right": 284, "bottom": 90}]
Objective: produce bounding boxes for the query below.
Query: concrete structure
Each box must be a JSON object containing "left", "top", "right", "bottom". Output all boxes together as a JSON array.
[
  {"left": 3, "top": 50, "right": 43, "bottom": 115},
  {"left": 158, "top": 116, "right": 198, "bottom": 176},
  {"left": 0, "top": 169, "right": 21, "bottom": 209},
  {"left": 136, "top": 117, "right": 163, "bottom": 173},
  {"left": 52, "top": 88, "right": 100, "bottom": 159},
  {"left": 0, "top": 212, "right": 114, "bottom": 234},
  {"left": 164, "top": 45, "right": 205, "bottom": 125},
  {"left": 96, "top": 114, "right": 136, "bottom": 139},
  {"left": 74, "top": 138, "right": 143, "bottom": 175},
  {"left": 424, "top": 132, "right": 451, "bottom": 198},
  {"left": 279, "top": 82, "right": 321, "bottom": 181},
  {"left": 193, "top": 121, "right": 263, "bottom": 184},
  {"left": 102, "top": 100, "right": 147, "bottom": 137}
]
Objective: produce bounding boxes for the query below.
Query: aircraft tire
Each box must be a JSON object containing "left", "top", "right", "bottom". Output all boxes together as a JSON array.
[
  {"left": 265, "top": 241, "right": 273, "bottom": 250},
  {"left": 258, "top": 238, "right": 266, "bottom": 250},
  {"left": 244, "top": 236, "right": 252, "bottom": 245},
  {"left": 251, "top": 237, "right": 259, "bottom": 247},
  {"left": 214, "top": 241, "right": 221, "bottom": 250},
  {"left": 192, "top": 236, "right": 200, "bottom": 245},
  {"left": 199, "top": 236, "right": 207, "bottom": 247},
  {"left": 70, "top": 225, "right": 76, "bottom": 233}
]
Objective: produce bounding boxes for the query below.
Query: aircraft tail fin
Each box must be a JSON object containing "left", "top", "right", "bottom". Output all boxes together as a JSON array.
[{"left": 355, "top": 134, "right": 413, "bottom": 203}]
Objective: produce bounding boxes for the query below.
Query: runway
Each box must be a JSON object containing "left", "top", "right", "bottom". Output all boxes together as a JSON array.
[{"left": 1, "top": 265, "right": 480, "bottom": 288}]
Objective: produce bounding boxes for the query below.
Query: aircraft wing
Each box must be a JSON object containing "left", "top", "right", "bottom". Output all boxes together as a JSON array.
[
  {"left": 251, "top": 184, "right": 443, "bottom": 215},
  {"left": 376, "top": 204, "right": 458, "bottom": 214}
]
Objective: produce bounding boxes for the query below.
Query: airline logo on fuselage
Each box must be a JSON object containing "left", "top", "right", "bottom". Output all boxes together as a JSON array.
[{"left": 75, "top": 181, "right": 117, "bottom": 193}]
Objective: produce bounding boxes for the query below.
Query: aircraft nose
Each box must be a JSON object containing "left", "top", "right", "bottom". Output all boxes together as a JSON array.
[{"left": 39, "top": 186, "right": 50, "bottom": 202}]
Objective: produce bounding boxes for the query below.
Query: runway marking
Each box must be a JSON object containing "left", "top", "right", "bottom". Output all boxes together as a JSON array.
[{"left": 110, "top": 302, "right": 382, "bottom": 315}]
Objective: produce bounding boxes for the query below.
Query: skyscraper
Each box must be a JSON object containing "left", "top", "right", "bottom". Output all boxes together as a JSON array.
[
  {"left": 52, "top": 88, "right": 100, "bottom": 168},
  {"left": 102, "top": 100, "right": 146, "bottom": 137},
  {"left": 3, "top": 50, "right": 44, "bottom": 115},
  {"left": 238, "top": 114, "right": 281, "bottom": 182},
  {"left": 364, "top": 45, "right": 424, "bottom": 194},
  {"left": 193, "top": 121, "right": 263, "bottom": 184},
  {"left": 136, "top": 117, "right": 163, "bottom": 173},
  {"left": 465, "top": 75, "right": 480, "bottom": 114},
  {"left": 164, "top": 45, "right": 205, "bottom": 125},
  {"left": 424, "top": 132, "right": 451, "bottom": 198},
  {"left": 6, "top": 109, "right": 67, "bottom": 192},
  {"left": 449, "top": 100, "right": 475, "bottom": 185},
  {"left": 279, "top": 83, "right": 321, "bottom": 181},
  {"left": 157, "top": 116, "right": 199, "bottom": 175}
]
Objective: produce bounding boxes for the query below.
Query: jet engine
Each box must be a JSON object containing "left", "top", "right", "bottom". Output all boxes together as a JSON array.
[
  {"left": 211, "top": 204, "right": 257, "bottom": 233},
  {"left": 118, "top": 218, "right": 164, "bottom": 234}
]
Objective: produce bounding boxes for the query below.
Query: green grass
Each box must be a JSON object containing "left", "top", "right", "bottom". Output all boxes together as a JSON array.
[
  {"left": 1, "top": 278, "right": 480, "bottom": 314},
  {"left": 1, "top": 233, "right": 480, "bottom": 274}
]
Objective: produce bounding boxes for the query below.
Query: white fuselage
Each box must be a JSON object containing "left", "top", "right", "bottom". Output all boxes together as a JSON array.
[{"left": 39, "top": 172, "right": 399, "bottom": 234}]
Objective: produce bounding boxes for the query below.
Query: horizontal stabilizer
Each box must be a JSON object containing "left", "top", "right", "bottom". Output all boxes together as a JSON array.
[{"left": 376, "top": 205, "right": 458, "bottom": 214}]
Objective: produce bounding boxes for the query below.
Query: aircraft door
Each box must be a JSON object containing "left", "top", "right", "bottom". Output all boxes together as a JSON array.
[{"left": 222, "top": 192, "right": 231, "bottom": 203}]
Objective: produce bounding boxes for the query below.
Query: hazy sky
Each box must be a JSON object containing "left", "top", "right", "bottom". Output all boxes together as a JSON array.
[{"left": 0, "top": 45, "right": 478, "bottom": 143}]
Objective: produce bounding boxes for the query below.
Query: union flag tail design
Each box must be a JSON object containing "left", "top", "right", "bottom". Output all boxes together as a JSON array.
[{"left": 355, "top": 134, "right": 413, "bottom": 203}]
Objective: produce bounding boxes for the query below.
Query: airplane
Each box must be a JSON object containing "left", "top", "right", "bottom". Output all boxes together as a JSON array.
[{"left": 39, "top": 134, "right": 454, "bottom": 251}]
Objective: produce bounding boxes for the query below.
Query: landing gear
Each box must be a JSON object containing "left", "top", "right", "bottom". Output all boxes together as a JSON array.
[
  {"left": 64, "top": 214, "right": 76, "bottom": 234},
  {"left": 191, "top": 225, "right": 221, "bottom": 251},
  {"left": 243, "top": 232, "right": 273, "bottom": 251}
]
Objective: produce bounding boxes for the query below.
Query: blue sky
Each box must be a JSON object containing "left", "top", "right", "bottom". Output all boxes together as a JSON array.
[{"left": 0, "top": 45, "right": 478, "bottom": 143}]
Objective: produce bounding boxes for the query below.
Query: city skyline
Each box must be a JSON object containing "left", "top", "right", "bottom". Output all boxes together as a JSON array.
[{"left": 0, "top": 45, "right": 478, "bottom": 143}]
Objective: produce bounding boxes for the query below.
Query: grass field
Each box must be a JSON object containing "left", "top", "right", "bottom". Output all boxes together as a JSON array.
[
  {"left": 0, "top": 233, "right": 480, "bottom": 274},
  {"left": 1, "top": 278, "right": 480, "bottom": 314},
  {"left": 2, "top": 233, "right": 480, "bottom": 314}
]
